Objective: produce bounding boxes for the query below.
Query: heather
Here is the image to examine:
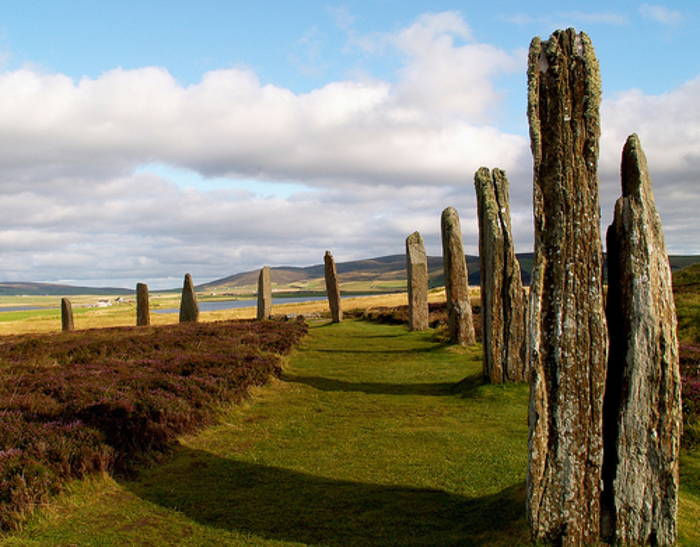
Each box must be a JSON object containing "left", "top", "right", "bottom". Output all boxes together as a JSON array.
[
  {"left": 2, "top": 319, "right": 697, "bottom": 545},
  {"left": 674, "top": 264, "right": 700, "bottom": 447},
  {"left": 681, "top": 343, "right": 700, "bottom": 447},
  {"left": 0, "top": 318, "right": 307, "bottom": 531}
]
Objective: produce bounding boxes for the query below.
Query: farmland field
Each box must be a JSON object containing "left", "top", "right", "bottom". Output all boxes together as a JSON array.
[{"left": 0, "top": 290, "right": 453, "bottom": 336}]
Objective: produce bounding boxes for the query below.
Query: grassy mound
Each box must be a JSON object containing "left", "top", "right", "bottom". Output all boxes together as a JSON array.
[
  {"left": 347, "top": 301, "right": 483, "bottom": 342},
  {"left": 0, "top": 319, "right": 307, "bottom": 531}
]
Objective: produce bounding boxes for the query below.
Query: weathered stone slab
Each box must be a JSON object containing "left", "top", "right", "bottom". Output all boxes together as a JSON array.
[
  {"left": 179, "top": 273, "right": 199, "bottom": 323},
  {"left": 136, "top": 282, "right": 150, "bottom": 326},
  {"left": 526, "top": 29, "right": 607, "bottom": 545},
  {"left": 474, "top": 167, "right": 527, "bottom": 383},
  {"left": 602, "top": 134, "right": 681, "bottom": 545},
  {"left": 440, "top": 207, "right": 475, "bottom": 346},
  {"left": 324, "top": 251, "right": 343, "bottom": 323},
  {"left": 61, "top": 297, "right": 74, "bottom": 331},
  {"left": 405, "top": 231, "right": 429, "bottom": 331},
  {"left": 257, "top": 266, "right": 272, "bottom": 320}
]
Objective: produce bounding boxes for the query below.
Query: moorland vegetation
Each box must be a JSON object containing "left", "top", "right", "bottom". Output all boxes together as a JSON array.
[{"left": 0, "top": 319, "right": 306, "bottom": 531}]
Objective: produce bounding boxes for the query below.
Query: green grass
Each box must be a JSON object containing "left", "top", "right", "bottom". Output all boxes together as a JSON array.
[
  {"left": 0, "top": 306, "right": 94, "bottom": 323},
  {"left": 675, "top": 263, "right": 700, "bottom": 343},
  {"left": 1, "top": 319, "right": 698, "bottom": 545}
]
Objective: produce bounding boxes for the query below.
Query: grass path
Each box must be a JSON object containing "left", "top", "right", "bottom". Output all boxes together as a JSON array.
[{"left": 2, "top": 319, "right": 698, "bottom": 545}]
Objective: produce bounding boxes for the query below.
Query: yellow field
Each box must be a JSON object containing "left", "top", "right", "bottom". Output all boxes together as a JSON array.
[{"left": 0, "top": 288, "right": 478, "bottom": 337}]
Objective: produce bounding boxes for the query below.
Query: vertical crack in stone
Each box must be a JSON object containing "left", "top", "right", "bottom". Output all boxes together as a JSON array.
[
  {"left": 526, "top": 28, "right": 607, "bottom": 545},
  {"left": 474, "top": 167, "right": 527, "bottom": 383},
  {"left": 603, "top": 134, "right": 681, "bottom": 545},
  {"left": 406, "top": 232, "right": 429, "bottom": 331},
  {"left": 324, "top": 251, "right": 343, "bottom": 323},
  {"left": 257, "top": 266, "right": 272, "bottom": 320},
  {"left": 441, "top": 206, "right": 476, "bottom": 346}
]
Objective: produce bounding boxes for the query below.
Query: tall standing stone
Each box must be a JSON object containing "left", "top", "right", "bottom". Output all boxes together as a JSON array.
[
  {"left": 179, "top": 273, "right": 199, "bottom": 323},
  {"left": 474, "top": 167, "right": 527, "bottom": 383},
  {"left": 61, "top": 297, "right": 74, "bottom": 331},
  {"left": 526, "top": 29, "right": 607, "bottom": 545},
  {"left": 440, "top": 207, "right": 475, "bottom": 346},
  {"left": 324, "top": 251, "right": 343, "bottom": 323},
  {"left": 602, "top": 134, "right": 681, "bottom": 545},
  {"left": 136, "top": 282, "right": 150, "bottom": 326},
  {"left": 257, "top": 266, "right": 272, "bottom": 320},
  {"left": 405, "top": 231, "right": 429, "bottom": 331}
]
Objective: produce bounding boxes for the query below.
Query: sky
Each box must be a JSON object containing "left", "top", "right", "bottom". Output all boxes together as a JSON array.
[{"left": 0, "top": 1, "right": 698, "bottom": 289}]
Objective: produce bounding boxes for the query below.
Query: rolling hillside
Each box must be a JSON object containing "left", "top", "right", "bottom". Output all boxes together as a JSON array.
[
  {"left": 0, "top": 254, "right": 696, "bottom": 297},
  {"left": 0, "top": 282, "right": 133, "bottom": 296},
  {"left": 199, "top": 253, "right": 700, "bottom": 294}
]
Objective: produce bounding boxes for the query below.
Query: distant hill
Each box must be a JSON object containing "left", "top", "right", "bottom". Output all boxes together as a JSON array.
[
  {"left": 198, "top": 253, "right": 531, "bottom": 293},
  {"left": 2, "top": 253, "right": 696, "bottom": 297},
  {"left": 0, "top": 282, "right": 133, "bottom": 296},
  {"left": 199, "top": 253, "right": 700, "bottom": 294}
]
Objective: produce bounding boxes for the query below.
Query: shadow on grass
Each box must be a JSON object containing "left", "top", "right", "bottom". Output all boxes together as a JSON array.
[
  {"left": 310, "top": 321, "right": 337, "bottom": 329},
  {"left": 282, "top": 372, "right": 486, "bottom": 397},
  {"left": 354, "top": 333, "right": 407, "bottom": 339},
  {"left": 308, "top": 345, "right": 449, "bottom": 355},
  {"left": 125, "top": 447, "right": 528, "bottom": 546}
]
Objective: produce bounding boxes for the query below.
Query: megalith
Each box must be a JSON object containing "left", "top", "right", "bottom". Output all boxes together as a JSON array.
[
  {"left": 526, "top": 29, "right": 607, "bottom": 545},
  {"left": 179, "top": 273, "right": 199, "bottom": 323},
  {"left": 474, "top": 167, "right": 527, "bottom": 383},
  {"left": 405, "top": 231, "right": 429, "bottom": 331},
  {"left": 61, "top": 297, "right": 74, "bottom": 331},
  {"left": 136, "top": 282, "right": 150, "bottom": 326},
  {"left": 324, "top": 251, "right": 343, "bottom": 323},
  {"left": 602, "top": 134, "right": 681, "bottom": 545},
  {"left": 257, "top": 266, "right": 272, "bottom": 320},
  {"left": 440, "top": 207, "right": 475, "bottom": 346}
]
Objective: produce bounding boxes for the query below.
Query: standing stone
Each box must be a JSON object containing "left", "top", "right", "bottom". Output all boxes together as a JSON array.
[
  {"left": 324, "top": 251, "right": 343, "bottom": 323},
  {"left": 526, "top": 29, "right": 607, "bottom": 545},
  {"left": 474, "top": 167, "right": 527, "bottom": 383},
  {"left": 440, "top": 207, "right": 475, "bottom": 346},
  {"left": 405, "top": 232, "right": 429, "bottom": 331},
  {"left": 257, "top": 266, "right": 272, "bottom": 320},
  {"left": 602, "top": 134, "right": 681, "bottom": 545},
  {"left": 179, "top": 273, "right": 199, "bottom": 323},
  {"left": 61, "top": 297, "right": 74, "bottom": 331},
  {"left": 136, "top": 282, "right": 150, "bottom": 326}
]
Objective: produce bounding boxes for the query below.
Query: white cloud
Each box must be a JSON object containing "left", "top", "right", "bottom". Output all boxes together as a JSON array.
[
  {"left": 639, "top": 4, "right": 683, "bottom": 25},
  {"left": 599, "top": 76, "right": 700, "bottom": 252},
  {"left": 0, "top": 11, "right": 528, "bottom": 206},
  {"left": 391, "top": 13, "right": 519, "bottom": 122},
  {"left": 0, "top": 10, "right": 698, "bottom": 288},
  {"left": 0, "top": 12, "right": 527, "bottom": 286},
  {"left": 0, "top": 67, "right": 524, "bottom": 191},
  {"left": 0, "top": 172, "right": 481, "bottom": 287},
  {"left": 601, "top": 78, "right": 700, "bottom": 178}
]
